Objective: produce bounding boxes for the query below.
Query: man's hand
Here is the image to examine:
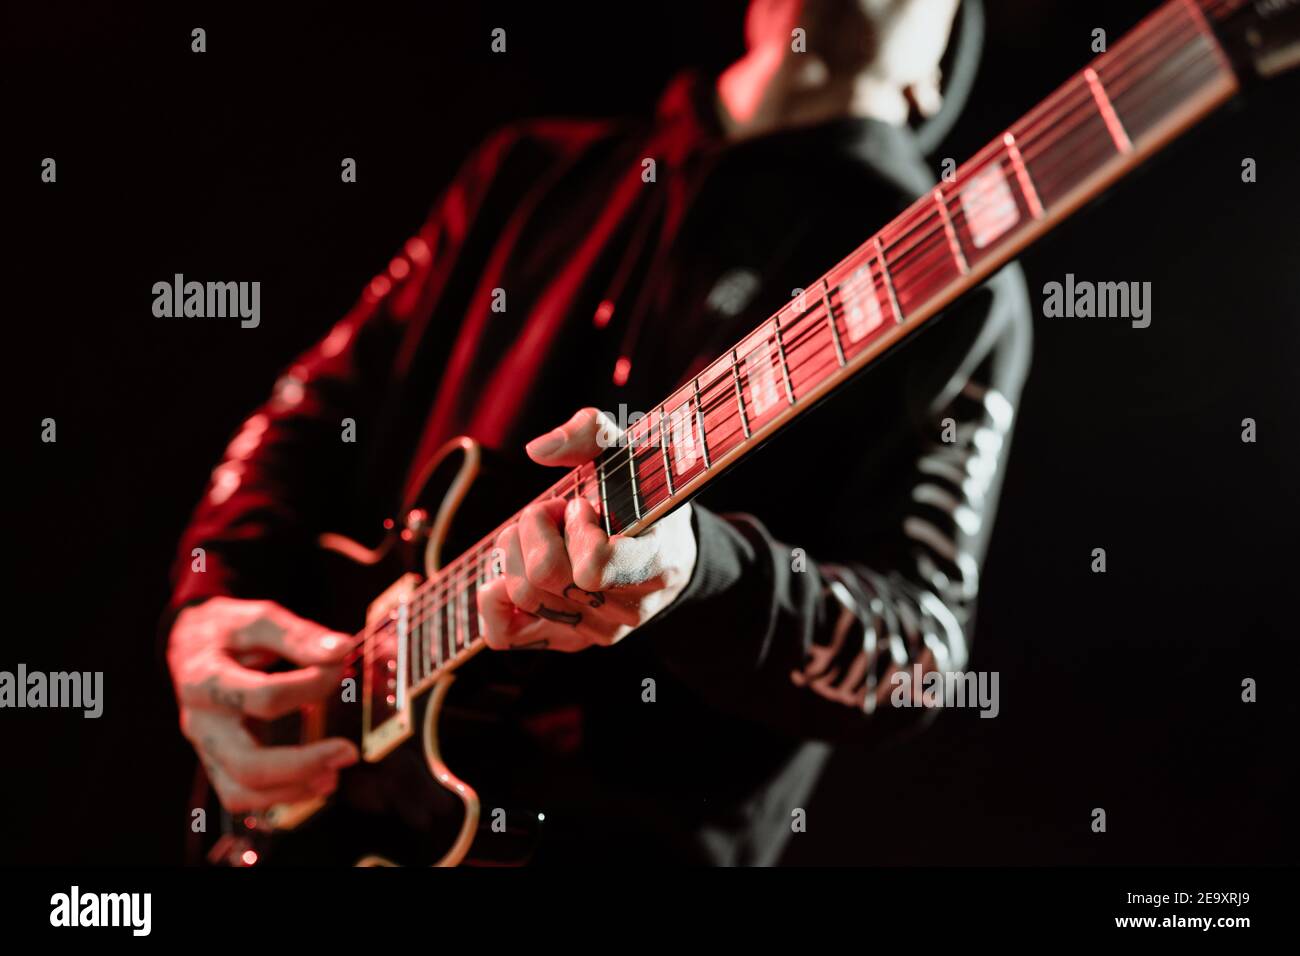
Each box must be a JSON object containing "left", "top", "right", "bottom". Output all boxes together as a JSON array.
[
  {"left": 168, "top": 597, "right": 360, "bottom": 812},
  {"left": 477, "top": 408, "right": 697, "bottom": 653}
]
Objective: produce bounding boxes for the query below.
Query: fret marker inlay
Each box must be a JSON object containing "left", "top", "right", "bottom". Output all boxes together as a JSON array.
[
  {"left": 745, "top": 340, "right": 781, "bottom": 416},
  {"left": 843, "top": 264, "right": 884, "bottom": 343},
  {"left": 959, "top": 163, "right": 1021, "bottom": 248},
  {"left": 669, "top": 402, "right": 698, "bottom": 475}
]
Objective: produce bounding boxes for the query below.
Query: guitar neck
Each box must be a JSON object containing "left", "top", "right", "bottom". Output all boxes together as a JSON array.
[
  {"left": 384, "top": 0, "right": 1245, "bottom": 692},
  {"left": 596, "top": 0, "right": 1240, "bottom": 534}
]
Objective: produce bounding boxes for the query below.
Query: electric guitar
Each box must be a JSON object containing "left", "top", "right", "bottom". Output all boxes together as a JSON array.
[{"left": 204, "top": 0, "right": 1299, "bottom": 866}]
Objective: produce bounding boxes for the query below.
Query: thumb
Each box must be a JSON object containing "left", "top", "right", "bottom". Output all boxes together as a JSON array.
[
  {"left": 525, "top": 408, "right": 622, "bottom": 467},
  {"left": 229, "top": 603, "right": 353, "bottom": 667}
]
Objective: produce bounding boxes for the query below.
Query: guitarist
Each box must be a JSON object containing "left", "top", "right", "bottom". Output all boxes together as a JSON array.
[{"left": 167, "top": 0, "right": 1032, "bottom": 864}]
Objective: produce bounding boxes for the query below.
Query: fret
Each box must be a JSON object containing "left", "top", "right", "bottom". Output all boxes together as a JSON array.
[
  {"left": 1014, "top": 77, "right": 1116, "bottom": 208},
  {"left": 626, "top": 411, "right": 665, "bottom": 515},
  {"left": 695, "top": 354, "right": 747, "bottom": 462},
  {"left": 664, "top": 388, "right": 707, "bottom": 485},
  {"left": 826, "top": 249, "right": 889, "bottom": 357},
  {"left": 933, "top": 187, "right": 970, "bottom": 274},
  {"left": 738, "top": 322, "right": 785, "bottom": 426},
  {"left": 875, "top": 235, "right": 903, "bottom": 323},
  {"left": 691, "top": 379, "right": 711, "bottom": 469},
  {"left": 822, "top": 284, "right": 846, "bottom": 367},
  {"left": 1104, "top": 20, "right": 1228, "bottom": 144},
  {"left": 775, "top": 292, "right": 837, "bottom": 401},
  {"left": 462, "top": 574, "right": 473, "bottom": 650},
  {"left": 770, "top": 317, "right": 796, "bottom": 406},
  {"left": 597, "top": 461, "right": 612, "bottom": 535},
  {"left": 598, "top": 445, "right": 641, "bottom": 534},
  {"left": 460, "top": 564, "right": 477, "bottom": 646},
  {"left": 1083, "top": 67, "right": 1133, "bottom": 154},
  {"left": 432, "top": 592, "right": 444, "bottom": 669},
  {"left": 448, "top": 585, "right": 460, "bottom": 655},
  {"left": 426, "top": 604, "right": 434, "bottom": 670},
  {"left": 395, "top": 599, "right": 409, "bottom": 712},
  {"left": 411, "top": 601, "right": 424, "bottom": 684},
  {"left": 731, "top": 349, "right": 752, "bottom": 437},
  {"left": 945, "top": 149, "right": 1031, "bottom": 267},
  {"left": 1002, "top": 132, "right": 1044, "bottom": 220},
  {"left": 626, "top": 447, "right": 642, "bottom": 521},
  {"left": 657, "top": 407, "right": 675, "bottom": 495}
]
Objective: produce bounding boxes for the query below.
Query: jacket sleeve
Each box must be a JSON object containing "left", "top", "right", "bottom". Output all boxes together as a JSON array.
[
  {"left": 647, "top": 264, "right": 1033, "bottom": 741},
  {"left": 167, "top": 132, "right": 514, "bottom": 622}
]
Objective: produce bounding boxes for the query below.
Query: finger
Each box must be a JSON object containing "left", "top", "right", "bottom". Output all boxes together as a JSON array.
[
  {"left": 227, "top": 602, "right": 352, "bottom": 666},
  {"left": 565, "top": 497, "right": 660, "bottom": 592},
  {"left": 499, "top": 523, "right": 585, "bottom": 621},
  {"left": 517, "top": 499, "right": 574, "bottom": 594},
  {"left": 192, "top": 712, "right": 358, "bottom": 790},
  {"left": 477, "top": 578, "right": 589, "bottom": 652},
  {"left": 177, "top": 654, "right": 345, "bottom": 720},
  {"left": 205, "top": 761, "right": 338, "bottom": 813},
  {"left": 524, "top": 408, "right": 620, "bottom": 467}
]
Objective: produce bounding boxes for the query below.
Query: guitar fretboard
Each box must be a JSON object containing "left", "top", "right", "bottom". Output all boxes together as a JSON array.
[{"left": 362, "top": 0, "right": 1241, "bottom": 725}]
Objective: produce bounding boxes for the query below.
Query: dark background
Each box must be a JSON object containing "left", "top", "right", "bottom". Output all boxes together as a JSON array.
[{"left": 5, "top": 1, "right": 1297, "bottom": 865}]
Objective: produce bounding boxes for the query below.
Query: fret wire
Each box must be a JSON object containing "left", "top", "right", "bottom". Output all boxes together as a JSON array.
[
  {"left": 448, "top": 584, "right": 458, "bottom": 655},
  {"left": 395, "top": 600, "right": 408, "bottom": 711},
  {"left": 597, "top": 460, "right": 612, "bottom": 535},
  {"left": 657, "top": 407, "right": 675, "bottom": 496},
  {"left": 360, "top": 8, "right": 1229, "bottom": 661},
  {"left": 932, "top": 187, "right": 969, "bottom": 275},
  {"left": 1083, "top": 67, "right": 1134, "bottom": 154},
  {"left": 459, "top": 571, "right": 470, "bottom": 649},
  {"left": 691, "top": 377, "right": 711, "bottom": 469},
  {"left": 627, "top": 443, "right": 642, "bottom": 520},
  {"left": 1002, "top": 131, "right": 1045, "bottom": 220},
  {"left": 1015, "top": 0, "right": 1187, "bottom": 146},
  {"left": 416, "top": 605, "right": 426, "bottom": 682},
  {"left": 875, "top": 235, "right": 904, "bottom": 322},
  {"left": 888, "top": 226, "right": 976, "bottom": 301},
  {"left": 730, "top": 348, "right": 752, "bottom": 437},
  {"left": 433, "top": 592, "right": 443, "bottom": 668},
  {"left": 771, "top": 316, "right": 796, "bottom": 406},
  {"left": 821, "top": 282, "right": 846, "bottom": 366}
]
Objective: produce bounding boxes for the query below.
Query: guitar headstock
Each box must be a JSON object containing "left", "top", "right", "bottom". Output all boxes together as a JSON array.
[{"left": 1205, "top": 0, "right": 1300, "bottom": 79}]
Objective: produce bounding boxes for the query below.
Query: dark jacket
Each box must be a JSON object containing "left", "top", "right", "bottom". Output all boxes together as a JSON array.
[{"left": 170, "top": 73, "right": 1032, "bottom": 865}]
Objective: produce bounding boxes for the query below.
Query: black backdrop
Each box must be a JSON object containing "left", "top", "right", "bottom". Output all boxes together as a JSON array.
[{"left": 6, "top": 1, "right": 1297, "bottom": 865}]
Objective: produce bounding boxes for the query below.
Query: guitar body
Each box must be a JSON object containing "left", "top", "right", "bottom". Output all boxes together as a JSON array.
[{"left": 205, "top": 437, "right": 549, "bottom": 867}]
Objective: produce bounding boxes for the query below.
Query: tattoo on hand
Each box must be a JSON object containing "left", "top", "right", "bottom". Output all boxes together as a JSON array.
[
  {"left": 563, "top": 585, "right": 605, "bottom": 608},
  {"left": 535, "top": 605, "right": 582, "bottom": 627},
  {"left": 200, "top": 675, "right": 246, "bottom": 710}
]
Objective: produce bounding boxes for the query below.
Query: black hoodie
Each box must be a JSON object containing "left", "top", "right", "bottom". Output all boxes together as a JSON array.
[{"left": 170, "top": 73, "right": 1032, "bottom": 865}]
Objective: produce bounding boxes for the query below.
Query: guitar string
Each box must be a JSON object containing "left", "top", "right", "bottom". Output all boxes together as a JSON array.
[
  {"left": 394, "top": 8, "right": 1220, "bottom": 629},
  {"left": 343, "top": 4, "right": 1230, "bottom": 674},
  {"left": 347, "top": 14, "right": 1226, "bottom": 676},
  {"left": 377, "top": 2, "right": 1253, "bottom": 680},
  {"left": 585, "top": 27, "right": 1224, "bottom": 522}
]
